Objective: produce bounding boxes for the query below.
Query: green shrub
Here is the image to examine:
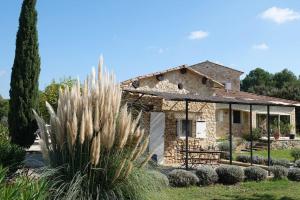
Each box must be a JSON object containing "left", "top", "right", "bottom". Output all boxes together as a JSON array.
[
  {"left": 216, "top": 165, "right": 244, "bottom": 185},
  {"left": 220, "top": 152, "right": 230, "bottom": 160},
  {"left": 168, "top": 169, "right": 199, "bottom": 187},
  {"left": 295, "top": 160, "right": 300, "bottom": 168},
  {"left": 195, "top": 166, "right": 218, "bottom": 186},
  {"left": 236, "top": 155, "right": 250, "bottom": 163},
  {"left": 0, "top": 125, "right": 25, "bottom": 173},
  {"left": 287, "top": 168, "right": 300, "bottom": 181},
  {"left": 244, "top": 166, "right": 267, "bottom": 181},
  {"left": 0, "top": 123, "right": 8, "bottom": 141},
  {"left": 242, "top": 128, "right": 262, "bottom": 141},
  {"left": 253, "top": 156, "right": 268, "bottom": 165},
  {"left": 147, "top": 170, "right": 169, "bottom": 187},
  {"left": 0, "top": 166, "right": 48, "bottom": 199},
  {"left": 269, "top": 165, "right": 288, "bottom": 180},
  {"left": 218, "top": 141, "right": 236, "bottom": 152},
  {"left": 291, "top": 149, "right": 300, "bottom": 161},
  {"left": 271, "top": 159, "right": 290, "bottom": 168}
]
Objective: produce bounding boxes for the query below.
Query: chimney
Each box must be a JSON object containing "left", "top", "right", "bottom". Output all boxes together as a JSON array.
[{"left": 225, "top": 82, "right": 232, "bottom": 92}]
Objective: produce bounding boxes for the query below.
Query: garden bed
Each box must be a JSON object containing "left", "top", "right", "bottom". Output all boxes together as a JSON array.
[{"left": 149, "top": 179, "right": 300, "bottom": 200}]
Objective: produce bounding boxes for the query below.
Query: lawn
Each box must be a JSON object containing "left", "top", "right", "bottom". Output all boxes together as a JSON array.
[
  {"left": 150, "top": 180, "right": 300, "bottom": 200},
  {"left": 235, "top": 149, "right": 293, "bottom": 161}
]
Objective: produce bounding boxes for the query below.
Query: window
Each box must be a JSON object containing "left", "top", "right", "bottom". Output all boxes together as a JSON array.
[
  {"left": 177, "top": 120, "right": 192, "bottom": 138},
  {"left": 233, "top": 111, "right": 241, "bottom": 124}
]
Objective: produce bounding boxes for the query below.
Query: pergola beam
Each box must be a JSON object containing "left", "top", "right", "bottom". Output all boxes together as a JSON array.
[
  {"left": 250, "top": 104, "right": 253, "bottom": 165},
  {"left": 267, "top": 105, "right": 271, "bottom": 174},
  {"left": 185, "top": 100, "right": 189, "bottom": 170},
  {"left": 229, "top": 103, "right": 233, "bottom": 165}
]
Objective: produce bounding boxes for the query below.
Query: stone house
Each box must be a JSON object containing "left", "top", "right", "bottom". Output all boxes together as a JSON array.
[{"left": 121, "top": 61, "right": 298, "bottom": 164}]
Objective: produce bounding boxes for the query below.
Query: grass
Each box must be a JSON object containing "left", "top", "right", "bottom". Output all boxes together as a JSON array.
[
  {"left": 234, "top": 149, "right": 293, "bottom": 161},
  {"left": 149, "top": 179, "right": 300, "bottom": 200}
]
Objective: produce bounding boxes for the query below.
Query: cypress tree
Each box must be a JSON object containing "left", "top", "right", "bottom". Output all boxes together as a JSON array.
[{"left": 9, "top": 0, "right": 40, "bottom": 147}]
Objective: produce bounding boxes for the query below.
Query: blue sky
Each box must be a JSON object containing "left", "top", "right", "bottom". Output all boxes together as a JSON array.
[{"left": 1, "top": 0, "right": 300, "bottom": 98}]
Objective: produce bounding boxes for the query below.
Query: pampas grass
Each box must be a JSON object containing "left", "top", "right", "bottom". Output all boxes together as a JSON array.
[{"left": 33, "top": 57, "right": 153, "bottom": 199}]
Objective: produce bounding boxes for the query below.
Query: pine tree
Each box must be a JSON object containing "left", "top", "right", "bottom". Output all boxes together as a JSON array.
[{"left": 9, "top": 0, "right": 40, "bottom": 147}]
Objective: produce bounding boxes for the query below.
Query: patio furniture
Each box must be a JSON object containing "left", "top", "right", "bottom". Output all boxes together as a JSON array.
[{"left": 180, "top": 149, "right": 222, "bottom": 167}]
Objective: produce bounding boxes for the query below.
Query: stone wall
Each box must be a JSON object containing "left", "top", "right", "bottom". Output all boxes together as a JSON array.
[
  {"left": 162, "top": 100, "right": 216, "bottom": 164},
  {"left": 130, "top": 69, "right": 215, "bottom": 95},
  {"left": 270, "top": 139, "right": 300, "bottom": 150},
  {"left": 216, "top": 109, "right": 250, "bottom": 138},
  {"left": 190, "top": 61, "right": 243, "bottom": 91}
]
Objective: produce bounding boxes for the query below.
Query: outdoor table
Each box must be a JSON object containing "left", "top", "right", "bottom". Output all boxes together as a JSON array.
[{"left": 179, "top": 149, "right": 222, "bottom": 167}]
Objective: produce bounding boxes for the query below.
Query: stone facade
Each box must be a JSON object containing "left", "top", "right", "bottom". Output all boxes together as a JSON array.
[
  {"left": 270, "top": 139, "right": 300, "bottom": 150},
  {"left": 162, "top": 100, "right": 216, "bottom": 164},
  {"left": 191, "top": 61, "right": 243, "bottom": 91},
  {"left": 122, "top": 62, "right": 297, "bottom": 165},
  {"left": 128, "top": 69, "right": 216, "bottom": 95}
]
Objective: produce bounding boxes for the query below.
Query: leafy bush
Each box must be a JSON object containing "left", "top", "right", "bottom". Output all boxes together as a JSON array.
[
  {"left": 220, "top": 152, "right": 230, "bottom": 160},
  {"left": 147, "top": 170, "right": 169, "bottom": 187},
  {"left": 271, "top": 159, "right": 290, "bottom": 168},
  {"left": 195, "top": 166, "right": 218, "bottom": 186},
  {"left": 216, "top": 165, "right": 244, "bottom": 185},
  {"left": 34, "top": 60, "right": 158, "bottom": 199},
  {"left": 236, "top": 155, "right": 251, "bottom": 163},
  {"left": 244, "top": 166, "right": 267, "bottom": 181},
  {"left": 251, "top": 156, "right": 266, "bottom": 165},
  {"left": 218, "top": 141, "right": 236, "bottom": 152},
  {"left": 291, "top": 149, "right": 300, "bottom": 161},
  {"left": 0, "top": 166, "right": 48, "bottom": 199},
  {"left": 168, "top": 169, "right": 199, "bottom": 187},
  {"left": 0, "top": 124, "right": 25, "bottom": 173},
  {"left": 287, "top": 168, "right": 300, "bottom": 181},
  {"left": 0, "top": 123, "right": 8, "bottom": 141},
  {"left": 295, "top": 160, "right": 300, "bottom": 168},
  {"left": 242, "top": 128, "right": 262, "bottom": 141},
  {"left": 269, "top": 165, "right": 288, "bottom": 180}
]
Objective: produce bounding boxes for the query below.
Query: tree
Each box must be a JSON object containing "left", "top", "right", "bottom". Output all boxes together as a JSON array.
[
  {"left": 0, "top": 95, "right": 9, "bottom": 122},
  {"left": 9, "top": 0, "right": 40, "bottom": 147},
  {"left": 273, "top": 69, "right": 297, "bottom": 89},
  {"left": 241, "top": 68, "right": 273, "bottom": 92},
  {"left": 39, "top": 78, "right": 76, "bottom": 121}
]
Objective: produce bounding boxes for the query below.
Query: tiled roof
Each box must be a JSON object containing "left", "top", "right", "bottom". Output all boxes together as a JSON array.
[
  {"left": 191, "top": 60, "right": 244, "bottom": 74},
  {"left": 121, "top": 64, "right": 224, "bottom": 88},
  {"left": 123, "top": 88, "right": 300, "bottom": 107}
]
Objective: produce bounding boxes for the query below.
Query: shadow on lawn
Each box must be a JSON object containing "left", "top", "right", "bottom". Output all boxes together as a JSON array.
[{"left": 219, "top": 194, "right": 296, "bottom": 200}]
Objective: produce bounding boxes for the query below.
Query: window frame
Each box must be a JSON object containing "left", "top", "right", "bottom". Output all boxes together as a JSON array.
[{"left": 177, "top": 119, "right": 193, "bottom": 138}]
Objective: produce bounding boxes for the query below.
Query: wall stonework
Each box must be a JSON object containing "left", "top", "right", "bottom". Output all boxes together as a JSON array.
[
  {"left": 216, "top": 109, "right": 250, "bottom": 138},
  {"left": 270, "top": 139, "right": 300, "bottom": 150},
  {"left": 132, "top": 70, "right": 216, "bottom": 95},
  {"left": 191, "top": 62, "right": 243, "bottom": 91},
  {"left": 162, "top": 100, "right": 216, "bottom": 164}
]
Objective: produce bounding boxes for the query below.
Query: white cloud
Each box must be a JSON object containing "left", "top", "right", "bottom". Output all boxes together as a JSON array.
[
  {"left": 188, "top": 30, "right": 209, "bottom": 40},
  {"left": 261, "top": 7, "right": 300, "bottom": 24},
  {"left": 0, "top": 70, "right": 6, "bottom": 77},
  {"left": 158, "top": 48, "right": 169, "bottom": 54},
  {"left": 253, "top": 43, "right": 269, "bottom": 50},
  {"left": 158, "top": 48, "right": 164, "bottom": 54}
]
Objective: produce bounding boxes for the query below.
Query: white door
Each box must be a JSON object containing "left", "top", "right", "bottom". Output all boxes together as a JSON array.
[
  {"left": 196, "top": 120, "right": 207, "bottom": 139},
  {"left": 149, "top": 112, "right": 165, "bottom": 164}
]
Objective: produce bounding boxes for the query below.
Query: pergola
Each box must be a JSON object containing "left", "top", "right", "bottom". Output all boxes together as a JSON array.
[{"left": 123, "top": 88, "right": 300, "bottom": 171}]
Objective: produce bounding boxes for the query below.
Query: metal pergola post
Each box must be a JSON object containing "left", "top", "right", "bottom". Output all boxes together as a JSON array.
[
  {"left": 250, "top": 104, "right": 253, "bottom": 165},
  {"left": 185, "top": 100, "right": 189, "bottom": 170},
  {"left": 229, "top": 103, "right": 233, "bottom": 165},
  {"left": 267, "top": 105, "right": 271, "bottom": 174}
]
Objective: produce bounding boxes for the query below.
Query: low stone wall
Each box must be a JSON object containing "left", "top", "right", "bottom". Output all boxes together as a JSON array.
[{"left": 270, "top": 139, "right": 300, "bottom": 150}]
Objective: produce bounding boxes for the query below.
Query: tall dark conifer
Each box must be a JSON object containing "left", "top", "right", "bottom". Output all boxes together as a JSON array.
[{"left": 9, "top": 0, "right": 40, "bottom": 147}]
